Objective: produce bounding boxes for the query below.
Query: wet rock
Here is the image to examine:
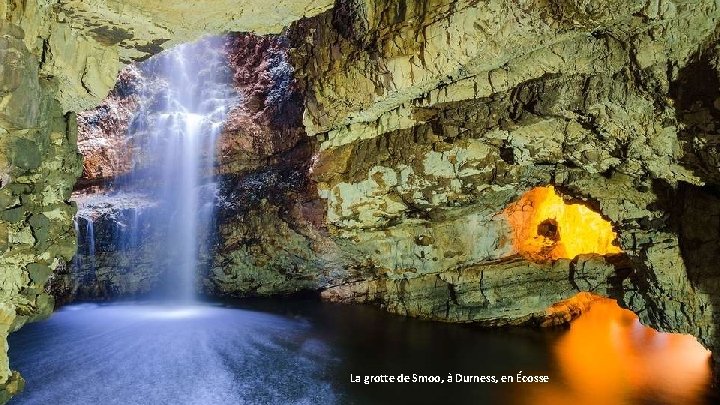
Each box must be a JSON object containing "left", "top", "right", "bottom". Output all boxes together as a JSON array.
[
  {"left": 47, "top": 191, "right": 163, "bottom": 304},
  {"left": 286, "top": 0, "right": 720, "bottom": 375},
  {"left": 76, "top": 67, "right": 142, "bottom": 183},
  {"left": 25, "top": 264, "right": 52, "bottom": 285},
  {"left": 321, "top": 256, "right": 623, "bottom": 326},
  {"left": 10, "top": 139, "right": 41, "bottom": 171},
  {"left": 0, "top": 371, "right": 23, "bottom": 405},
  {"left": 218, "top": 33, "right": 305, "bottom": 175},
  {"left": 6, "top": 0, "right": 720, "bottom": 398},
  {"left": 0, "top": 15, "right": 84, "bottom": 395}
]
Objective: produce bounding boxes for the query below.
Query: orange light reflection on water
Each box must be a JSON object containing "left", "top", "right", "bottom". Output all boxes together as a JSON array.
[{"left": 520, "top": 299, "right": 712, "bottom": 405}]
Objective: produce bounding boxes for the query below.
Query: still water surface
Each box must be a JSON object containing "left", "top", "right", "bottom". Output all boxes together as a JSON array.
[{"left": 8, "top": 299, "right": 717, "bottom": 404}]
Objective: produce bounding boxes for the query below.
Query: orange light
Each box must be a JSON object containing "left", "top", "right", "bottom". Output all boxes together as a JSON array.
[
  {"left": 516, "top": 297, "right": 712, "bottom": 405},
  {"left": 504, "top": 186, "right": 621, "bottom": 261}
]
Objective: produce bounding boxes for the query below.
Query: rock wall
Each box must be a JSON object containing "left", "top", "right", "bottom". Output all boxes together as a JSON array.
[
  {"left": 2, "top": 0, "right": 334, "bottom": 114},
  {"left": 283, "top": 0, "right": 720, "bottom": 373},
  {"left": 1, "top": 8, "right": 82, "bottom": 400},
  {"left": 0, "top": 1, "right": 331, "bottom": 400},
  {"left": 5, "top": 0, "right": 720, "bottom": 400},
  {"left": 75, "top": 66, "right": 140, "bottom": 185},
  {"left": 220, "top": 33, "right": 306, "bottom": 172},
  {"left": 48, "top": 191, "right": 164, "bottom": 304}
]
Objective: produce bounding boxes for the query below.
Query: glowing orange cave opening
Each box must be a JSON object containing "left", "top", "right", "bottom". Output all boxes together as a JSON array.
[{"left": 504, "top": 186, "right": 621, "bottom": 261}]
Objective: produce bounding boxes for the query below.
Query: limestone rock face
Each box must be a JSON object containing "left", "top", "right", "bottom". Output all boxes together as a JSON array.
[
  {"left": 2, "top": 0, "right": 333, "bottom": 113},
  {"left": 208, "top": 157, "right": 337, "bottom": 297},
  {"left": 76, "top": 66, "right": 141, "bottom": 183},
  {"left": 320, "top": 255, "right": 619, "bottom": 325},
  {"left": 55, "top": 0, "right": 334, "bottom": 63},
  {"left": 218, "top": 33, "right": 306, "bottom": 175},
  {"left": 283, "top": 0, "right": 720, "bottom": 374},
  {"left": 0, "top": 1, "right": 331, "bottom": 400},
  {"left": 0, "top": 14, "right": 82, "bottom": 392},
  {"left": 6, "top": 0, "right": 720, "bottom": 400}
]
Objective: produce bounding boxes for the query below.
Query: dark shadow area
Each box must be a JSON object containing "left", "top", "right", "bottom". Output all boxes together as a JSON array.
[
  {"left": 670, "top": 182, "right": 720, "bottom": 362},
  {"left": 671, "top": 44, "right": 720, "bottom": 184},
  {"left": 9, "top": 297, "right": 718, "bottom": 405},
  {"left": 672, "top": 182, "right": 720, "bottom": 281},
  {"left": 670, "top": 42, "right": 720, "bottom": 378}
]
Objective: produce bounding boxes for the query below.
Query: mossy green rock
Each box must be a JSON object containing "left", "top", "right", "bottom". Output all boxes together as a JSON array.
[
  {"left": 0, "top": 208, "right": 24, "bottom": 224},
  {"left": 10, "top": 138, "right": 41, "bottom": 171},
  {"left": 28, "top": 214, "right": 50, "bottom": 244},
  {"left": 26, "top": 264, "right": 52, "bottom": 285}
]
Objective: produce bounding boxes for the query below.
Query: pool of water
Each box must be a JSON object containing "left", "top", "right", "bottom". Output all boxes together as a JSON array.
[{"left": 8, "top": 299, "right": 718, "bottom": 404}]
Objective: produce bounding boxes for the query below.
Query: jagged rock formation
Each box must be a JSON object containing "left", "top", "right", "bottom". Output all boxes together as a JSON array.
[
  {"left": 0, "top": 1, "right": 331, "bottom": 400},
  {"left": 220, "top": 33, "right": 306, "bottom": 173},
  {"left": 1, "top": 10, "right": 83, "bottom": 400},
  {"left": 5, "top": 0, "right": 720, "bottom": 401},
  {"left": 2, "top": 0, "right": 334, "bottom": 114},
  {"left": 55, "top": 0, "right": 333, "bottom": 64},
  {"left": 284, "top": 0, "right": 720, "bottom": 376},
  {"left": 49, "top": 190, "right": 161, "bottom": 304},
  {"left": 75, "top": 67, "right": 140, "bottom": 184}
]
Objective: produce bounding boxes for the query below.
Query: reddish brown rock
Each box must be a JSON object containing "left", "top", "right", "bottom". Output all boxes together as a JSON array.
[
  {"left": 76, "top": 67, "right": 142, "bottom": 186},
  {"left": 218, "top": 33, "right": 305, "bottom": 174},
  {"left": 76, "top": 33, "right": 307, "bottom": 184}
]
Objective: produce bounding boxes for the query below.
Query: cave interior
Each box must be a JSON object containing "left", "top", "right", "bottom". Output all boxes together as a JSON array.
[{"left": 2, "top": 0, "right": 720, "bottom": 403}]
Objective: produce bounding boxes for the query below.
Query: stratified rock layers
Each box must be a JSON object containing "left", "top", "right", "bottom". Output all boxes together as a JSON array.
[
  {"left": 4, "top": 0, "right": 720, "bottom": 400},
  {"left": 282, "top": 0, "right": 720, "bottom": 375},
  {"left": 0, "top": 13, "right": 83, "bottom": 397},
  {"left": 0, "top": 1, "right": 331, "bottom": 400}
]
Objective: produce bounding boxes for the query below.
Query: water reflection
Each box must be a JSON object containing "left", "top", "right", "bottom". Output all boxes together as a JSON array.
[
  {"left": 7, "top": 299, "right": 717, "bottom": 404},
  {"left": 519, "top": 299, "right": 713, "bottom": 405}
]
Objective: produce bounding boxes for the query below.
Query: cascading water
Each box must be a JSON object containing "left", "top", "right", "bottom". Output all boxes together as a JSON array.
[
  {"left": 14, "top": 32, "right": 718, "bottom": 405},
  {"left": 71, "top": 214, "right": 97, "bottom": 274},
  {"left": 73, "top": 36, "right": 240, "bottom": 302},
  {"left": 129, "top": 36, "right": 238, "bottom": 301},
  {"left": 85, "top": 218, "right": 96, "bottom": 273}
]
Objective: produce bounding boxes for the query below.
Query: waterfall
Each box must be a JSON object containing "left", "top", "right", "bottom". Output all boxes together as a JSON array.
[
  {"left": 73, "top": 36, "right": 239, "bottom": 302},
  {"left": 133, "top": 36, "right": 239, "bottom": 302},
  {"left": 71, "top": 217, "right": 81, "bottom": 273},
  {"left": 85, "top": 218, "right": 96, "bottom": 274}
]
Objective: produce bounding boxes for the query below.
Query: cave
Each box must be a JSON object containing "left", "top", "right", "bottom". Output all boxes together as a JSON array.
[
  {"left": 504, "top": 185, "right": 622, "bottom": 261},
  {"left": 3, "top": 1, "right": 720, "bottom": 404}
]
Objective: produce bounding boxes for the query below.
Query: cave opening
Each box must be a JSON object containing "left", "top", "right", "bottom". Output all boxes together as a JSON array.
[
  {"left": 48, "top": 31, "right": 310, "bottom": 305},
  {"left": 503, "top": 185, "right": 622, "bottom": 262},
  {"left": 61, "top": 36, "right": 238, "bottom": 303},
  {"left": 2, "top": 2, "right": 719, "bottom": 403}
]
